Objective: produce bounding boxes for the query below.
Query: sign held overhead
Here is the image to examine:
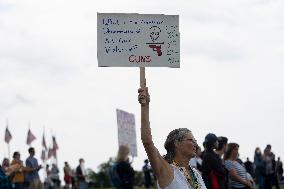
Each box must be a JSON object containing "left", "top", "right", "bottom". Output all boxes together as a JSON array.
[
  {"left": 116, "top": 109, "right": 137, "bottom": 157},
  {"left": 97, "top": 13, "right": 180, "bottom": 67}
]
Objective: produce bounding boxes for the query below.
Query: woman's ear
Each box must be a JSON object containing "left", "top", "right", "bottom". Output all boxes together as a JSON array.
[{"left": 174, "top": 140, "right": 181, "bottom": 149}]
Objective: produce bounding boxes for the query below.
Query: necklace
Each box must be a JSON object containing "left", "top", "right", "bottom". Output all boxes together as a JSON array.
[{"left": 172, "top": 160, "right": 201, "bottom": 189}]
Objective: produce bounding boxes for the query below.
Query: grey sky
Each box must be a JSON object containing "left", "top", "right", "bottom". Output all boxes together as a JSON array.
[{"left": 0, "top": 0, "right": 284, "bottom": 178}]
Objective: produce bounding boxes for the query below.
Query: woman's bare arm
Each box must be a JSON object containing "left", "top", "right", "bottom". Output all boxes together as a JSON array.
[
  {"left": 139, "top": 87, "right": 173, "bottom": 188},
  {"left": 228, "top": 169, "right": 253, "bottom": 188}
]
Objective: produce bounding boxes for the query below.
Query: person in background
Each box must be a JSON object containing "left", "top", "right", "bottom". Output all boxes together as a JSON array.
[
  {"left": 189, "top": 146, "right": 203, "bottom": 173},
  {"left": 0, "top": 163, "right": 13, "bottom": 189},
  {"left": 139, "top": 87, "right": 206, "bottom": 189},
  {"left": 2, "top": 158, "right": 11, "bottom": 175},
  {"left": 71, "top": 169, "right": 77, "bottom": 189},
  {"left": 215, "top": 137, "right": 228, "bottom": 160},
  {"left": 64, "top": 162, "right": 72, "bottom": 189},
  {"left": 50, "top": 163, "right": 60, "bottom": 188},
  {"left": 224, "top": 143, "right": 253, "bottom": 189},
  {"left": 143, "top": 159, "right": 153, "bottom": 189},
  {"left": 254, "top": 147, "right": 265, "bottom": 189},
  {"left": 25, "top": 147, "right": 43, "bottom": 189},
  {"left": 44, "top": 164, "right": 52, "bottom": 189},
  {"left": 244, "top": 158, "right": 254, "bottom": 179},
  {"left": 263, "top": 145, "right": 279, "bottom": 189},
  {"left": 76, "top": 158, "right": 88, "bottom": 189},
  {"left": 46, "top": 164, "right": 51, "bottom": 177},
  {"left": 276, "top": 157, "right": 283, "bottom": 182},
  {"left": 202, "top": 133, "right": 228, "bottom": 189},
  {"left": 115, "top": 145, "right": 135, "bottom": 189},
  {"left": 11, "top": 152, "right": 28, "bottom": 189}
]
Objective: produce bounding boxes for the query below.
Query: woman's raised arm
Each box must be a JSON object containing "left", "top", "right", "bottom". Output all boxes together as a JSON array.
[{"left": 138, "top": 87, "right": 173, "bottom": 188}]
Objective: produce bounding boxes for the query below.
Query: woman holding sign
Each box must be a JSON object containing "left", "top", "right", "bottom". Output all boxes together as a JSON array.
[{"left": 138, "top": 87, "right": 206, "bottom": 189}]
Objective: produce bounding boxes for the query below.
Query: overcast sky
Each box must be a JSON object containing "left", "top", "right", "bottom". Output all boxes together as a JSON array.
[{"left": 1, "top": 0, "right": 284, "bottom": 178}]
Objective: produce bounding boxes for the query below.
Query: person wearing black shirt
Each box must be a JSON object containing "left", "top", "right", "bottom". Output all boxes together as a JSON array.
[
  {"left": 202, "top": 133, "right": 228, "bottom": 189},
  {"left": 0, "top": 165, "right": 13, "bottom": 189},
  {"left": 244, "top": 158, "right": 254, "bottom": 178},
  {"left": 142, "top": 159, "right": 153, "bottom": 189},
  {"left": 115, "top": 145, "right": 135, "bottom": 189}
]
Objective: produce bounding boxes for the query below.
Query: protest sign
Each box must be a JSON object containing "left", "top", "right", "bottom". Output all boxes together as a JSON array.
[
  {"left": 116, "top": 109, "right": 137, "bottom": 157},
  {"left": 98, "top": 13, "right": 180, "bottom": 67}
]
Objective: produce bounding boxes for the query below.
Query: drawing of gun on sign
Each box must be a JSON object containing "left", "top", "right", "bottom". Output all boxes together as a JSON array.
[{"left": 146, "top": 26, "right": 164, "bottom": 56}]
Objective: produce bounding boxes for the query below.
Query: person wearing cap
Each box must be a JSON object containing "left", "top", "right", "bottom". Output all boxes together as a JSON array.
[
  {"left": 139, "top": 87, "right": 206, "bottom": 189},
  {"left": 202, "top": 133, "right": 228, "bottom": 189}
]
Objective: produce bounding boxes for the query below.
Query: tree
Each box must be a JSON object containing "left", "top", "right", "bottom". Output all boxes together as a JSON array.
[
  {"left": 87, "top": 158, "right": 114, "bottom": 188},
  {"left": 87, "top": 157, "right": 146, "bottom": 188}
]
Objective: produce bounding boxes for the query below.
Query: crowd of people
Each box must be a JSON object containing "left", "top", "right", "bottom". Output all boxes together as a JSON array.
[
  {"left": 1, "top": 86, "right": 283, "bottom": 189},
  {"left": 0, "top": 147, "right": 88, "bottom": 189},
  {"left": 138, "top": 86, "right": 284, "bottom": 189},
  {"left": 1, "top": 136, "right": 284, "bottom": 189},
  {"left": 1, "top": 141, "right": 283, "bottom": 189},
  {"left": 189, "top": 135, "right": 284, "bottom": 189},
  {"left": 0, "top": 147, "right": 43, "bottom": 189},
  {"left": 137, "top": 131, "right": 284, "bottom": 189}
]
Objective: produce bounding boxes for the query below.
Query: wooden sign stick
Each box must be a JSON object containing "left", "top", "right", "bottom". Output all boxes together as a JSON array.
[{"left": 140, "top": 67, "right": 146, "bottom": 88}]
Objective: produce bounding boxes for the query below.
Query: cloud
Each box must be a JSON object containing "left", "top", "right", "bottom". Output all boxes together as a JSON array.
[
  {"left": 0, "top": 0, "right": 284, "bottom": 177},
  {"left": 0, "top": 93, "right": 33, "bottom": 113}
]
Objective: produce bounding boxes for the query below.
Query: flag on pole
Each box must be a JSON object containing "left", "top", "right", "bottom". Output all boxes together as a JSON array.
[
  {"left": 42, "top": 134, "right": 47, "bottom": 150},
  {"left": 41, "top": 150, "right": 46, "bottom": 161},
  {"left": 47, "top": 147, "right": 54, "bottom": 159},
  {"left": 4, "top": 126, "right": 12, "bottom": 144},
  {"left": 52, "top": 136, "right": 59, "bottom": 150},
  {"left": 26, "top": 129, "right": 36, "bottom": 145}
]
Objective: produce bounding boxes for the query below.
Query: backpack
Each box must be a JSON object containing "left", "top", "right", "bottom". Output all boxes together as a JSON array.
[{"left": 109, "top": 163, "right": 121, "bottom": 188}]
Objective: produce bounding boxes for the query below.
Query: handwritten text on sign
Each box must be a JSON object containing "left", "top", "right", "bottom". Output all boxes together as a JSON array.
[
  {"left": 97, "top": 13, "right": 180, "bottom": 67},
  {"left": 116, "top": 109, "right": 137, "bottom": 157}
]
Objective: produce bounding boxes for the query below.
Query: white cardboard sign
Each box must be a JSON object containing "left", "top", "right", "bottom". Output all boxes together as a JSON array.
[
  {"left": 97, "top": 13, "right": 180, "bottom": 67},
  {"left": 116, "top": 109, "right": 137, "bottom": 157}
]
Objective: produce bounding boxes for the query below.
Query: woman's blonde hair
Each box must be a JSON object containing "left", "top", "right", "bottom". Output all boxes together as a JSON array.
[{"left": 116, "top": 144, "right": 130, "bottom": 162}]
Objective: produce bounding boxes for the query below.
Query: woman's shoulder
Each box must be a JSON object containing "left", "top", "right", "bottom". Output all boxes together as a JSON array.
[
  {"left": 225, "top": 159, "right": 234, "bottom": 164},
  {"left": 192, "top": 167, "right": 202, "bottom": 180},
  {"left": 192, "top": 167, "right": 207, "bottom": 189},
  {"left": 224, "top": 160, "right": 234, "bottom": 166}
]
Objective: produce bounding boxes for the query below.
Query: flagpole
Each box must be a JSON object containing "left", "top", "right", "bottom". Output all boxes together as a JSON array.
[
  {"left": 42, "top": 125, "right": 46, "bottom": 179},
  {"left": 6, "top": 119, "right": 11, "bottom": 160},
  {"left": 8, "top": 144, "right": 11, "bottom": 160},
  {"left": 28, "top": 120, "right": 31, "bottom": 146},
  {"left": 53, "top": 134, "right": 58, "bottom": 166}
]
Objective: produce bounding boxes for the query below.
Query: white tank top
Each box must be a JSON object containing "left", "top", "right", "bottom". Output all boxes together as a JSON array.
[{"left": 157, "top": 165, "right": 207, "bottom": 189}]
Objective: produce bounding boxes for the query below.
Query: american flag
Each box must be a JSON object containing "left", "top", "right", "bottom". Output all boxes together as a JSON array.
[
  {"left": 48, "top": 147, "right": 54, "bottom": 159},
  {"left": 4, "top": 126, "right": 12, "bottom": 144},
  {"left": 41, "top": 150, "right": 46, "bottom": 161},
  {"left": 42, "top": 134, "right": 47, "bottom": 150},
  {"left": 52, "top": 136, "right": 59, "bottom": 150},
  {"left": 26, "top": 129, "right": 36, "bottom": 145}
]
